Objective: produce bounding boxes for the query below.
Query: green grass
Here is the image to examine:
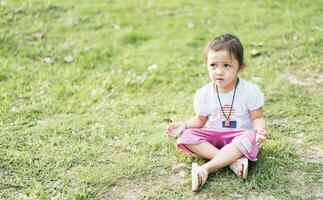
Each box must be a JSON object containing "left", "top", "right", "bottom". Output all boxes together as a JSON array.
[{"left": 1, "top": 0, "right": 322, "bottom": 199}]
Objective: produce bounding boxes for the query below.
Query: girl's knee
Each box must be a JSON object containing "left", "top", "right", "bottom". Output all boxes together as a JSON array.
[
  {"left": 184, "top": 143, "right": 217, "bottom": 160},
  {"left": 232, "top": 132, "right": 259, "bottom": 161}
]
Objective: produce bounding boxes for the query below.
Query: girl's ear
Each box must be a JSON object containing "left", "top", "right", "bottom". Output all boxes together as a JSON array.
[{"left": 239, "top": 63, "right": 245, "bottom": 72}]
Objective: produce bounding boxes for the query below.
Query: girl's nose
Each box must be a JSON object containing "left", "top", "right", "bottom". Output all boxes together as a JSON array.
[{"left": 216, "top": 69, "right": 224, "bottom": 76}]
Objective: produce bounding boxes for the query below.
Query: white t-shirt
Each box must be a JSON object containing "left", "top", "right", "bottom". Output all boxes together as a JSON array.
[{"left": 194, "top": 78, "right": 264, "bottom": 132}]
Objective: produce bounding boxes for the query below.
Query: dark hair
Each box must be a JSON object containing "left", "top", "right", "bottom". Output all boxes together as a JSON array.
[{"left": 203, "top": 33, "right": 244, "bottom": 68}]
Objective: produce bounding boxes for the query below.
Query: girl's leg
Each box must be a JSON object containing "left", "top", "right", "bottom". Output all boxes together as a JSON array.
[
  {"left": 185, "top": 142, "right": 219, "bottom": 160},
  {"left": 185, "top": 142, "right": 245, "bottom": 176},
  {"left": 202, "top": 142, "right": 243, "bottom": 174},
  {"left": 189, "top": 142, "right": 244, "bottom": 190},
  {"left": 186, "top": 142, "right": 219, "bottom": 190}
]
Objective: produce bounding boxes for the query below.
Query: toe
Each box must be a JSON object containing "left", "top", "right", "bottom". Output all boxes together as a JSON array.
[
  {"left": 238, "top": 164, "right": 244, "bottom": 177},
  {"left": 198, "top": 174, "right": 202, "bottom": 187}
]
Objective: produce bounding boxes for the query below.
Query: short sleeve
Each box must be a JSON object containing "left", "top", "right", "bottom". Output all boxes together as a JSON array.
[
  {"left": 246, "top": 85, "right": 264, "bottom": 111},
  {"left": 193, "top": 89, "right": 210, "bottom": 116}
]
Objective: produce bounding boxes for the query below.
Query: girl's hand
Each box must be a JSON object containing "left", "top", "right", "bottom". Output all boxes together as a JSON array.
[
  {"left": 256, "top": 128, "right": 268, "bottom": 145},
  {"left": 166, "top": 122, "right": 187, "bottom": 138}
]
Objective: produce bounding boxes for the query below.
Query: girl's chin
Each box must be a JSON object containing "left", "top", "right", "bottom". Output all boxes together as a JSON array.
[{"left": 213, "top": 81, "right": 231, "bottom": 91}]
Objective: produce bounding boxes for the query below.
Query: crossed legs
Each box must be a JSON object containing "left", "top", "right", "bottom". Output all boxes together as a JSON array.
[{"left": 185, "top": 141, "right": 245, "bottom": 175}]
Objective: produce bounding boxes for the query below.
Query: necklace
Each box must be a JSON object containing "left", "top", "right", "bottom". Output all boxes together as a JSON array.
[{"left": 215, "top": 78, "right": 239, "bottom": 127}]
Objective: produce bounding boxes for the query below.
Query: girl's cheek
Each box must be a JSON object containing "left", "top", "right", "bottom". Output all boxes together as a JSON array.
[
  {"left": 211, "top": 73, "right": 217, "bottom": 80},
  {"left": 208, "top": 72, "right": 214, "bottom": 80}
]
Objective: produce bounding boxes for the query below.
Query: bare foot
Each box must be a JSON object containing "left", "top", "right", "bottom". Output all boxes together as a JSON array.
[
  {"left": 229, "top": 157, "right": 248, "bottom": 179},
  {"left": 236, "top": 162, "right": 244, "bottom": 177},
  {"left": 192, "top": 163, "right": 208, "bottom": 191},
  {"left": 198, "top": 173, "right": 203, "bottom": 186}
]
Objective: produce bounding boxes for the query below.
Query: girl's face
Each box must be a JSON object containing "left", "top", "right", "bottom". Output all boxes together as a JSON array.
[{"left": 207, "top": 50, "right": 242, "bottom": 93}]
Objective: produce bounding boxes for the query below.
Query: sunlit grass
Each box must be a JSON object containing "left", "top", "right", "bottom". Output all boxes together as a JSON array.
[{"left": 0, "top": 0, "right": 322, "bottom": 199}]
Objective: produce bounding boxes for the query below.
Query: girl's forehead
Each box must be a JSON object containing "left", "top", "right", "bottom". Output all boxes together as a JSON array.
[{"left": 207, "top": 50, "right": 232, "bottom": 61}]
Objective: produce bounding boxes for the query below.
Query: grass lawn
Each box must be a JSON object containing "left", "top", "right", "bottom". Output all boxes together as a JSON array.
[{"left": 0, "top": 0, "right": 322, "bottom": 199}]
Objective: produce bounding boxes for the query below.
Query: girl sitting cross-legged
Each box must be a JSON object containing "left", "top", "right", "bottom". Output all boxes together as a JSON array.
[{"left": 166, "top": 33, "right": 268, "bottom": 191}]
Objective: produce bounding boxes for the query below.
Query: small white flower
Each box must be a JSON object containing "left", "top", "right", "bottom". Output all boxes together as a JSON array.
[
  {"left": 187, "top": 21, "right": 195, "bottom": 28},
  {"left": 37, "top": 118, "right": 48, "bottom": 126},
  {"left": 43, "top": 57, "right": 54, "bottom": 64},
  {"left": 10, "top": 106, "right": 17, "bottom": 113},
  {"left": 112, "top": 23, "right": 120, "bottom": 30},
  {"left": 64, "top": 55, "right": 74, "bottom": 63},
  {"left": 32, "top": 32, "right": 45, "bottom": 40},
  {"left": 147, "top": 64, "right": 158, "bottom": 71}
]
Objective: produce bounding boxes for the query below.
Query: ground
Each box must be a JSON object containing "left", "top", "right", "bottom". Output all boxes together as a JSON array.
[{"left": 0, "top": 0, "right": 322, "bottom": 199}]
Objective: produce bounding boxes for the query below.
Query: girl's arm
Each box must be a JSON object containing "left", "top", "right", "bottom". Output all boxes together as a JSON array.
[
  {"left": 167, "top": 115, "right": 208, "bottom": 137},
  {"left": 250, "top": 107, "right": 268, "bottom": 144},
  {"left": 250, "top": 107, "right": 266, "bottom": 130},
  {"left": 185, "top": 115, "right": 208, "bottom": 129}
]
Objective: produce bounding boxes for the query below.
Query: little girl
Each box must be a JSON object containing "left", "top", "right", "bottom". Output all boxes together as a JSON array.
[{"left": 166, "top": 33, "right": 268, "bottom": 191}]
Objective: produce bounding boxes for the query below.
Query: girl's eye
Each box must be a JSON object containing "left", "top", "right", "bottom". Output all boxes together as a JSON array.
[
  {"left": 224, "top": 64, "right": 232, "bottom": 68},
  {"left": 210, "top": 64, "right": 216, "bottom": 68}
]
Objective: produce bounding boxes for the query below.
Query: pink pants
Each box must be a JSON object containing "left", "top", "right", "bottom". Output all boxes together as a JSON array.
[{"left": 177, "top": 128, "right": 259, "bottom": 161}]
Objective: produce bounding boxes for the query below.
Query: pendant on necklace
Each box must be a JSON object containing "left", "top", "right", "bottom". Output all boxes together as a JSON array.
[{"left": 224, "top": 118, "right": 230, "bottom": 127}]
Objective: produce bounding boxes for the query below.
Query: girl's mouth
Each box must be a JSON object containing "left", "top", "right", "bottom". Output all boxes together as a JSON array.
[{"left": 215, "top": 78, "right": 224, "bottom": 84}]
